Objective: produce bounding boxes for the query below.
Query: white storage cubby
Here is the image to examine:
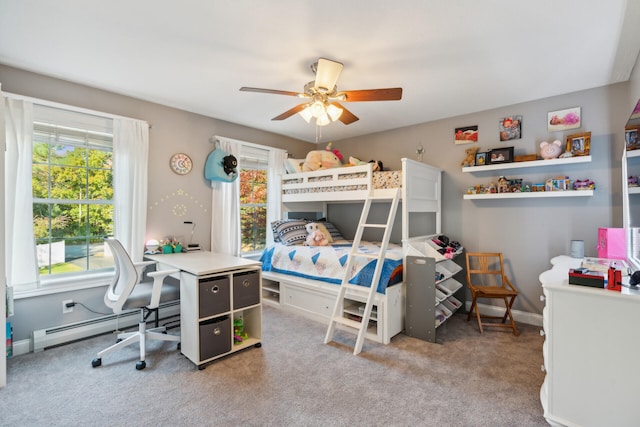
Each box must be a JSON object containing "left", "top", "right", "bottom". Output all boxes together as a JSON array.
[
  {"left": 180, "top": 266, "right": 262, "bottom": 369},
  {"left": 261, "top": 270, "right": 403, "bottom": 345}
]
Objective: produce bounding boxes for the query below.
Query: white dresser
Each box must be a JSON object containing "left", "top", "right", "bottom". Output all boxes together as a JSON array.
[{"left": 539, "top": 256, "right": 640, "bottom": 427}]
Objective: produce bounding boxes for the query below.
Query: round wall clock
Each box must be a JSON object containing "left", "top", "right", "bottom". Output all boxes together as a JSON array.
[{"left": 170, "top": 153, "right": 193, "bottom": 175}]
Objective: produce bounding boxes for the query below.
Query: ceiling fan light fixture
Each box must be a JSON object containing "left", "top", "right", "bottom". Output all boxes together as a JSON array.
[
  {"left": 316, "top": 113, "right": 331, "bottom": 126},
  {"left": 326, "top": 104, "right": 343, "bottom": 121},
  {"left": 310, "top": 100, "right": 325, "bottom": 117},
  {"left": 299, "top": 106, "right": 313, "bottom": 123}
]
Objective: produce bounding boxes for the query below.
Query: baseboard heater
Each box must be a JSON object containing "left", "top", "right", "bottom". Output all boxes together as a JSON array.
[{"left": 32, "top": 301, "right": 180, "bottom": 352}]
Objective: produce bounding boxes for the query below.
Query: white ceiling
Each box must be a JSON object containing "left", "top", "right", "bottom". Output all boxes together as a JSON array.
[{"left": 1, "top": 1, "right": 640, "bottom": 143}]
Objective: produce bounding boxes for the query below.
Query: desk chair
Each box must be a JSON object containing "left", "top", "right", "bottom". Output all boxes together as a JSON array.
[
  {"left": 465, "top": 252, "right": 519, "bottom": 336},
  {"left": 91, "top": 238, "right": 181, "bottom": 370}
]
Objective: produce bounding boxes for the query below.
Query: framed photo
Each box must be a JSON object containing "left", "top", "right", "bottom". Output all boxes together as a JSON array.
[
  {"left": 499, "top": 116, "right": 522, "bottom": 141},
  {"left": 454, "top": 125, "right": 478, "bottom": 145},
  {"left": 625, "top": 125, "right": 640, "bottom": 150},
  {"left": 565, "top": 132, "right": 591, "bottom": 156},
  {"left": 548, "top": 107, "right": 581, "bottom": 132},
  {"left": 475, "top": 152, "right": 487, "bottom": 166},
  {"left": 487, "top": 147, "right": 514, "bottom": 164}
]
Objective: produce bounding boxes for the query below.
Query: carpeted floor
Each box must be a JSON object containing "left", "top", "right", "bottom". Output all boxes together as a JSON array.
[{"left": 1, "top": 306, "right": 548, "bottom": 426}]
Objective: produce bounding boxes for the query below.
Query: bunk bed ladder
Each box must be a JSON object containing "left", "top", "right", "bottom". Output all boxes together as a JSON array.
[{"left": 324, "top": 188, "right": 400, "bottom": 355}]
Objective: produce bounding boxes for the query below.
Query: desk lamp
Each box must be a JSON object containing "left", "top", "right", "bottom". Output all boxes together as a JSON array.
[{"left": 184, "top": 221, "right": 200, "bottom": 251}]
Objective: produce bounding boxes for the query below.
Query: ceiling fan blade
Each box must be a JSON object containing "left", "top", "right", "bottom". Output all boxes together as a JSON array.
[
  {"left": 315, "top": 58, "right": 343, "bottom": 92},
  {"left": 240, "top": 87, "right": 301, "bottom": 97},
  {"left": 331, "top": 103, "right": 359, "bottom": 125},
  {"left": 272, "top": 104, "right": 307, "bottom": 121},
  {"left": 340, "top": 88, "right": 403, "bottom": 102}
]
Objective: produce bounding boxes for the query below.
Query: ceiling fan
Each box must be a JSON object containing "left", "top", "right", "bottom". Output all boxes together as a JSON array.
[{"left": 239, "top": 58, "right": 402, "bottom": 126}]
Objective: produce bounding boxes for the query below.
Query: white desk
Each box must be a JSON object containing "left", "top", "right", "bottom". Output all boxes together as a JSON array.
[
  {"left": 147, "top": 251, "right": 262, "bottom": 369},
  {"left": 145, "top": 251, "right": 260, "bottom": 276}
]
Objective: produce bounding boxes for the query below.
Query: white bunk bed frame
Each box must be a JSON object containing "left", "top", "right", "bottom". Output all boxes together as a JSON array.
[{"left": 262, "top": 158, "right": 442, "bottom": 344}]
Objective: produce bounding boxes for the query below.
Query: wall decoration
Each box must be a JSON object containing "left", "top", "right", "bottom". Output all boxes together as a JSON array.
[
  {"left": 565, "top": 132, "right": 591, "bottom": 156},
  {"left": 631, "top": 100, "right": 640, "bottom": 120},
  {"left": 487, "top": 147, "right": 514, "bottom": 164},
  {"left": 148, "top": 188, "right": 208, "bottom": 215},
  {"left": 499, "top": 116, "right": 522, "bottom": 141},
  {"left": 548, "top": 107, "right": 581, "bottom": 132},
  {"left": 475, "top": 152, "right": 487, "bottom": 166},
  {"left": 170, "top": 153, "right": 193, "bottom": 175},
  {"left": 625, "top": 125, "right": 640, "bottom": 150},
  {"left": 454, "top": 125, "right": 478, "bottom": 144}
]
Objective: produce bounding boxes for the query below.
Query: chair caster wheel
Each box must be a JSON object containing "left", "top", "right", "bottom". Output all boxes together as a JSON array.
[
  {"left": 136, "top": 360, "right": 146, "bottom": 370},
  {"left": 91, "top": 358, "right": 102, "bottom": 368},
  {"left": 255, "top": 342, "right": 262, "bottom": 348}
]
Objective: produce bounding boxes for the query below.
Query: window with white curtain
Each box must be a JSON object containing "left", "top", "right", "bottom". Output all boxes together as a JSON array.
[
  {"left": 32, "top": 105, "right": 115, "bottom": 278},
  {"left": 239, "top": 145, "right": 269, "bottom": 255}
]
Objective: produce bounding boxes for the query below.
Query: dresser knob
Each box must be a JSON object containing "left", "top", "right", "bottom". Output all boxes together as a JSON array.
[
  {"left": 541, "top": 365, "right": 546, "bottom": 373},
  {"left": 540, "top": 295, "right": 546, "bottom": 302},
  {"left": 540, "top": 329, "right": 545, "bottom": 336}
]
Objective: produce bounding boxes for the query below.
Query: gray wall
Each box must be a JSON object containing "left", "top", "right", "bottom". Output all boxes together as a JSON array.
[
  {"left": 0, "top": 64, "right": 313, "bottom": 341},
  {"left": 333, "top": 82, "right": 637, "bottom": 315},
  {"left": 3, "top": 60, "right": 640, "bottom": 341}
]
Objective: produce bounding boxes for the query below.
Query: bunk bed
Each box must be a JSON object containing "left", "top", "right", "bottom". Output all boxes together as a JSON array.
[{"left": 261, "top": 158, "right": 443, "bottom": 344}]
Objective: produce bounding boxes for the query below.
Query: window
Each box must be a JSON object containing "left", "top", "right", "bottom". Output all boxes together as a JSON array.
[
  {"left": 239, "top": 146, "right": 268, "bottom": 254},
  {"left": 31, "top": 105, "right": 114, "bottom": 277}
]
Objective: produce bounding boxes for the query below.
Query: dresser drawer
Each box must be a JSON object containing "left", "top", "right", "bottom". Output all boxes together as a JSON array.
[
  {"left": 284, "top": 286, "right": 334, "bottom": 317},
  {"left": 233, "top": 271, "right": 260, "bottom": 309},
  {"left": 199, "top": 276, "right": 230, "bottom": 318}
]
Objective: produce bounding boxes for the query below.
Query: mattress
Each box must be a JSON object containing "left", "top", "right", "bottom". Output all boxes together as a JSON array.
[{"left": 282, "top": 170, "right": 402, "bottom": 196}]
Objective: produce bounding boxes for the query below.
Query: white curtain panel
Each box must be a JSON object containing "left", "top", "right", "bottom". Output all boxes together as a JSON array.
[
  {"left": 211, "top": 138, "right": 241, "bottom": 256},
  {"left": 4, "top": 97, "right": 38, "bottom": 290},
  {"left": 113, "top": 118, "right": 149, "bottom": 262},
  {"left": 267, "top": 148, "right": 287, "bottom": 244}
]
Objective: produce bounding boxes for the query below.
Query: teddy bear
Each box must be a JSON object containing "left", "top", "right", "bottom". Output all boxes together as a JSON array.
[
  {"left": 540, "top": 140, "right": 563, "bottom": 159},
  {"left": 305, "top": 222, "right": 331, "bottom": 246},
  {"left": 461, "top": 146, "right": 479, "bottom": 167},
  {"left": 302, "top": 142, "right": 344, "bottom": 172}
]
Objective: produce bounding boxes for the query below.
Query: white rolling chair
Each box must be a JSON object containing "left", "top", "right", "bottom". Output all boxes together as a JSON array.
[{"left": 91, "top": 238, "right": 181, "bottom": 370}]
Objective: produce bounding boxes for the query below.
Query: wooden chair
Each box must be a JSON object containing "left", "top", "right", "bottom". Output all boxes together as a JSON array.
[{"left": 465, "top": 252, "right": 519, "bottom": 336}]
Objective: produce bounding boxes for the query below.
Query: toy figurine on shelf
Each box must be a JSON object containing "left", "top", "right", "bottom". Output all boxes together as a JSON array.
[{"left": 233, "top": 318, "right": 249, "bottom": 344}]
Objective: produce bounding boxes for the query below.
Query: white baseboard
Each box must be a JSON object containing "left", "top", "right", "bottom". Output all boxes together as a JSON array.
[
  {"left": 465, "top": 301, "right": 542, "bottom": 328},
  {"left": 9, "top": 303, "right": 180, "bottom": 358}
]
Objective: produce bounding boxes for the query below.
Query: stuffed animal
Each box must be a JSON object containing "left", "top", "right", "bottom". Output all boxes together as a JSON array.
[
  {"left": 540, "top": 140, "right": 563, "bottom": 160},
  {"left": 348, "top": 156, "right": 368, "bottom": 166},
  {"left": 302, "top": 150, "right": 343, "bottom": 172},
  {"left": 305, "top": 222, "right": 330, "bottom": 246},
  {"left": 461, "top": 146, "right": 479, "bottom": 167},
  {"left": 369, "top": 160, "right": 384, "bottom": 171}
]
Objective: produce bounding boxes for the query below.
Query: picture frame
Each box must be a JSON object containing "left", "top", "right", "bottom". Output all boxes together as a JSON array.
[
  {"left": 487, "top": 147, "right": 514, "bottom": 164},
  {"left": 625, "top": 125, "right": 640, "bottom": 151},
  {"left": 454, "top": 125, "right": 478, "bottom": 145},
  {"left": 565, "top": 132, "right": 591, "bottom": 156},
  {"left": 548, "top": 107, "right": 581, "bottom": 132},
  {"left": 499, "top": 116, "right": 522, "bottom": 141},
  {"left": 475, "top": 152, "right": 487, "bottom": 166}
]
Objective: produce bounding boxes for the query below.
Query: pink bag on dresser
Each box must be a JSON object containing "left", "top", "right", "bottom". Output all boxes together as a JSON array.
[{"left": 596, "top": 227, "right": 627, "bottom": 259}]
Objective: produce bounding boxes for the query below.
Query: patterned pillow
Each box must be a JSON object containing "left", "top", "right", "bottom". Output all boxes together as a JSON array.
[
  {"left": 271, "top": 219, "right": 308, "bottom": 245},
  {"left": 318, "top": 220, "right": 346, "bottom": 241}
]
